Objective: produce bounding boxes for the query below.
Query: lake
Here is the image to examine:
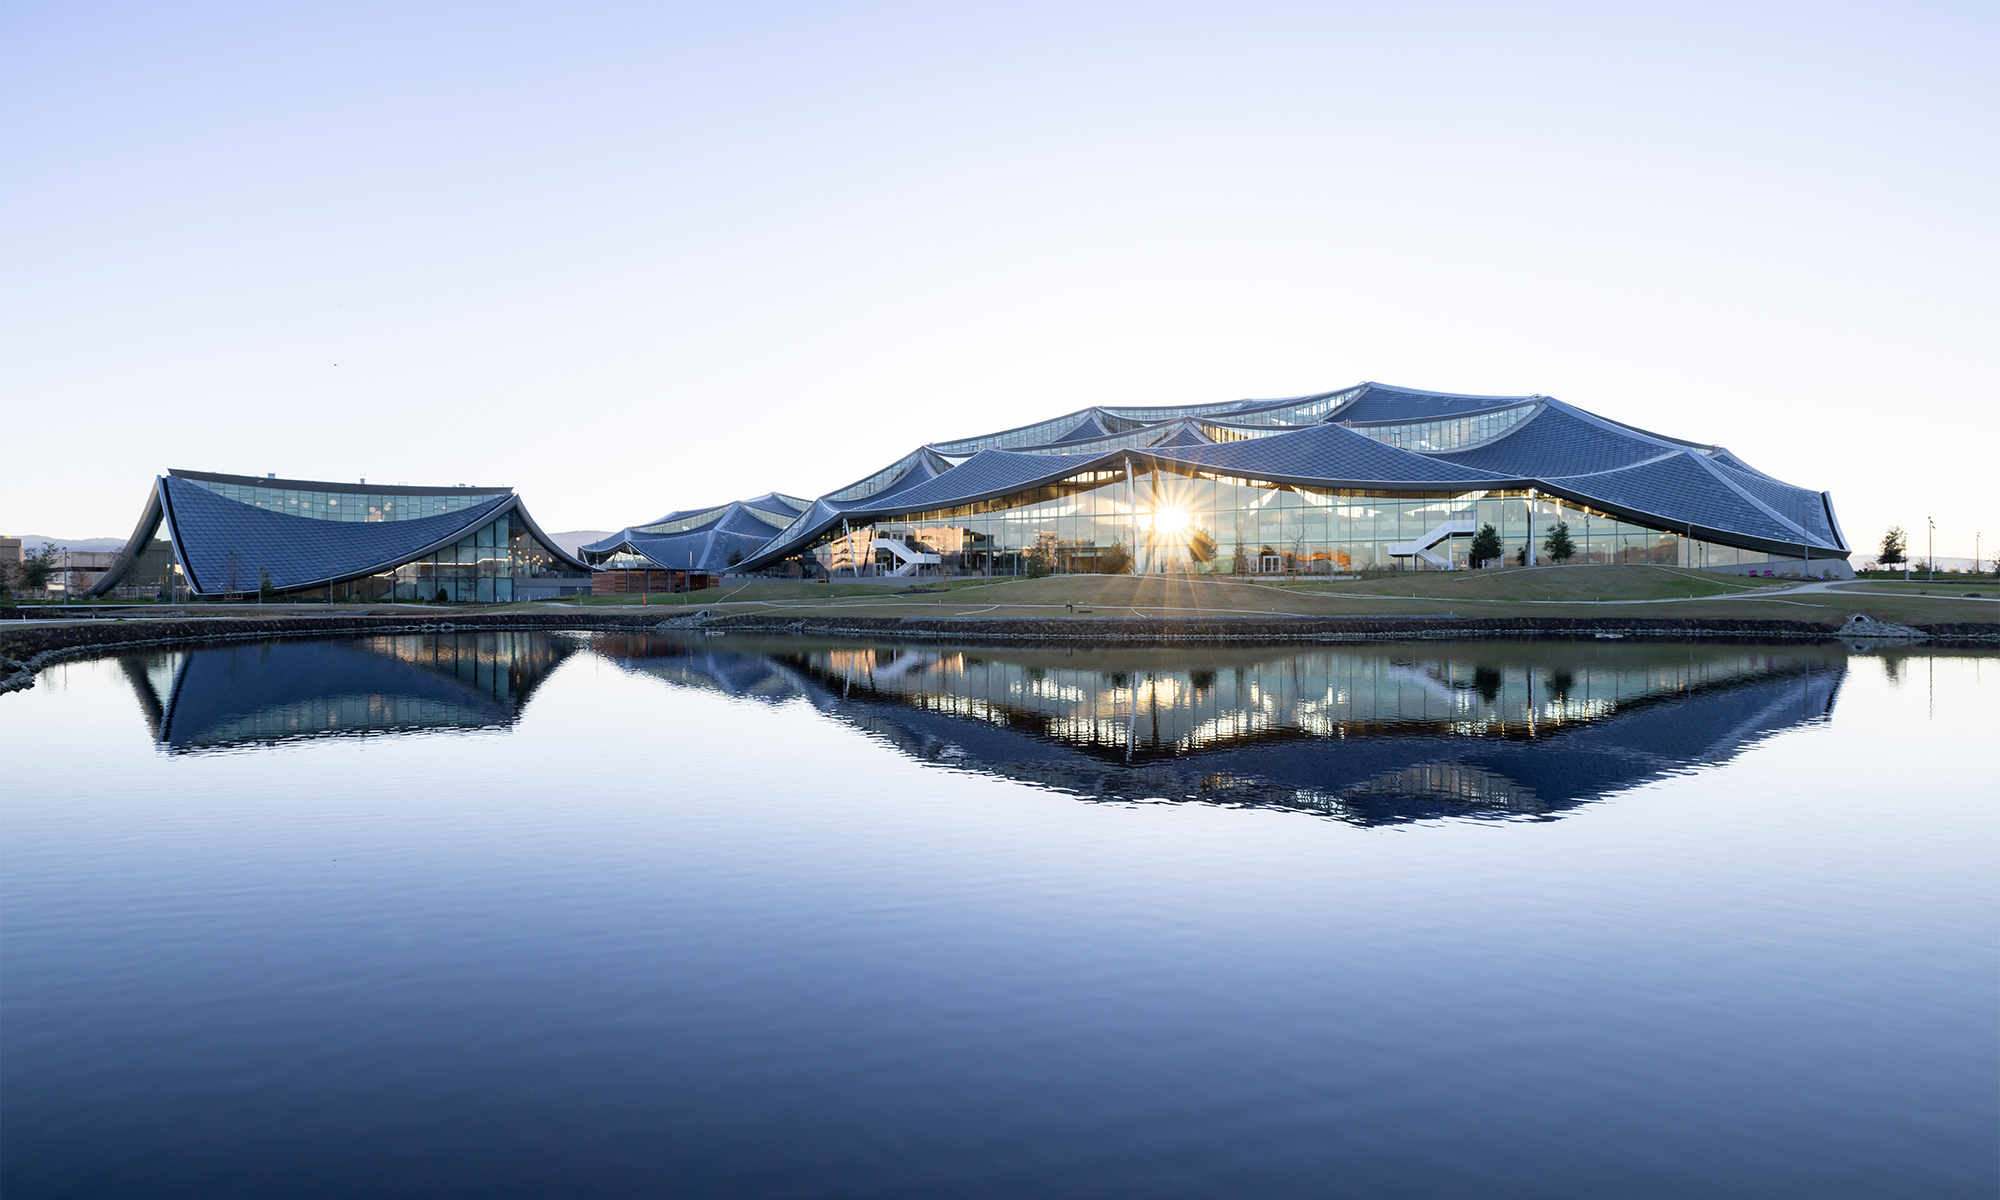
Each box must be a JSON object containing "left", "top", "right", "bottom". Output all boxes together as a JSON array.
[{"left": 2, "top": 633, "right": 1993, "bottom": 1198}]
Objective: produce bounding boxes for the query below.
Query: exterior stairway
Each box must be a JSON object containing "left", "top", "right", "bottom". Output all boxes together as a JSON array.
[
  {"left": 873, "top": 538, "right": 942, "bottom": 577},
  {"left": 1388, "top": 509, "right": 1477, "bottom": 569}
]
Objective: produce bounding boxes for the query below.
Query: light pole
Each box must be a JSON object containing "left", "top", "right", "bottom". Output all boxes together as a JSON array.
[{"left": 1927, "top": 516, "right": 1934, "bottom": 583}]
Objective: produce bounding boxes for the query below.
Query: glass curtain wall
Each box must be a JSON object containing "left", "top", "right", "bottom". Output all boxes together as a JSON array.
[
  {"left": 109, "top": 536, "right": 184, "bottom": 599},
  {"left": 304, "top": 514, "right": 586, "bottom": 602},
  {"left": 802, "top": 466, "right": 1770, "bottom": 577},
  {"left": 182, "top": 479, "right": 504, "bottom": 522}
]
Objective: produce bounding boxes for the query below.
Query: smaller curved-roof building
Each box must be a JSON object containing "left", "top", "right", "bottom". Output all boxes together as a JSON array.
[
  {"left": 578, "top": 492, "right": 812, "bottom": 574},
  {"left": 88, "top": 469, "right": 591, "bottom": 601}
]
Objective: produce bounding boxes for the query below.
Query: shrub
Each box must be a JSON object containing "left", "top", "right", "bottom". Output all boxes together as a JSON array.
[
  {"left": 1469, "top": 523, "right": 1502, "bottom": 568},
  {"left": 1542, "top": 521, "right": 1576, "bottom": 565}
]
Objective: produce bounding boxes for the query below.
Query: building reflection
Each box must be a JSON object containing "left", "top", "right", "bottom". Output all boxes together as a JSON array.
[
  {"left": 120, "top": 632, "right": 578, "bottom": 753},
  {"left": 591, "top": 634, "right": 1845, "bottom": 824}
]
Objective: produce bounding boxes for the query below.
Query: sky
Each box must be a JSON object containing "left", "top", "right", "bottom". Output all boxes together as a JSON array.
[{"left": 3, "top": 1, "right": 1994, "bottom": 561}]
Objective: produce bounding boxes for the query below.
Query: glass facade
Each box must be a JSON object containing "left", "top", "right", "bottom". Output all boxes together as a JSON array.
[
  {"left": 107, "top": 534, "right": 185, "bottom": 599},
  {"left": 802, "top": 465, "right": 1771, "bottom": 577},
  {"left": 274, "top": 513, "right": 589, "bottom": 602},
  {"left": 828, "top": 452, "right": 937, "bottom": 501},
  {"left": 1221, "top": 388, "right": 1363, "bottom": 427},
  {"left": 1341, "top": 403, "right": 1536, "bottom": 452},
  {"left": 182, "top": 478, "right": 504, "bottom": 522},
  {"left": 934, "top": 391, "right": 1364, "bottom": 456},
  {"left": 636, "top": 505, "right": 731, "bottom": 535}
]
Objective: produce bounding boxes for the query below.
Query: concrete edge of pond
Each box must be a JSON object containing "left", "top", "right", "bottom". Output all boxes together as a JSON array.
[{"left": 4, "top": 610, "right": 1997, "bottom": 695}]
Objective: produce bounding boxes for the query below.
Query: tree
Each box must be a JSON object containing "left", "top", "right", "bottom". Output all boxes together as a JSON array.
[
  {"left": 1188, "top": 527, "right": 1216, "bottom": 567},
  {"left": 727, "top": 548, "right": 744, "bottom": 567},
  {"left": 1098, "top": 540, "right": 1132, "bottom": 575},
  {"left": 1468, "top": 523, "right": 1503, "bottom": 568},
  {"left": 1877, "top": 526, "right": 1906, "bottom": 570},
  {"left": 15, "top": 541, "right": 61, "bottom": 594},
  {"left": 1542, "top": 520, "right": 1576, "bottom": 564},
  {"left": 257, "top": 566, "right": 276, "bottom": 603},
  {"left": 1231, "top": 543, "right": 1250, "bottom": 575},
  {"left": 434, "top": 586, "right": 450, "bottom": 604}
]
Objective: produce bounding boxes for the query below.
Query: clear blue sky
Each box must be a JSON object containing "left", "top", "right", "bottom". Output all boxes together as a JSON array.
[{"left": 3, "top": 1, "right": 1993, "bottom": 560}]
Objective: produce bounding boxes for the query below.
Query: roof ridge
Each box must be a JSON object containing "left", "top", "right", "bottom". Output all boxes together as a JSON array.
[{"left": 1679, "top": 448, "right": 1818, "bottom": 544}]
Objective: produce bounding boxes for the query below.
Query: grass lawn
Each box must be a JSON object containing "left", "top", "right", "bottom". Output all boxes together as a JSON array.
[
  {"left": 503, "top": 565, "right": 2000, "bottom": 626},
  {"left": 17, "top": 566, "right": 1994, "bottom": 629}
]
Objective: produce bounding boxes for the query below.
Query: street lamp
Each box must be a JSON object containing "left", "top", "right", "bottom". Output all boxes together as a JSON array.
[{"left": 1928, "top": 516, "right": 1935, "bottom": 583}]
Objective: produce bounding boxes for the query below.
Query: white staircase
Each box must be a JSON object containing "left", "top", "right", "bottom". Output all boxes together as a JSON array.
[
  {"left": 1389, "top": 509, "right": 1477, "bottom": 569},
  {"left": 873, "top": 538, "right": 941, "bottom": 577}
]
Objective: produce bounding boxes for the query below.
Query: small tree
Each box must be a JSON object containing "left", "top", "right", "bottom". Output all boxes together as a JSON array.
[
  {"left": 1877, "top": 526, "right": 1906, "bottom": 571},
  {"left": 1469, "top": 523, "right": 1503, "bottom": 568},
  {"left": 16, "top": 541, "right": 61, "bottom": 594},
  {"left": 1542, "top": 520, "right": 1576, "bottom": 565},
  {"left": 1021, "top": 545, "right": 1052, "bottom": 579},
  {"left": 257, "top": 566, "right": 276, "bottom": 603},
  {"left": 434, "top": 585, "right": 450, "bottom": 604},
  {"left": 1230, "top": 543, "right": 1250, "bottom": 575},
  {"left": 1098, "top": 540, "right": 1132, "bottom": 575},
  {"left": 727, "top": 548, "right": 744, "bottom": 567}
]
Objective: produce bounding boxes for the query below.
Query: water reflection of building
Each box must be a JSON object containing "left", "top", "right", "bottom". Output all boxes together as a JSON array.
[
  {"left": 592, "top": 635, "right": 1844, "bottom": 824},
  {"left": 121, "top": 632, "right": 578, "bottom": 753}
]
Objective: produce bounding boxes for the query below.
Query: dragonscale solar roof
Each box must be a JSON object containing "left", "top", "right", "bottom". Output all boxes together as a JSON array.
[{"left": 731, "top": 380, "right": 1845, "bottom": 569}]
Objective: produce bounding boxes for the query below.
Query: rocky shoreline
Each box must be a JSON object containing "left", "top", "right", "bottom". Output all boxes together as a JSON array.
[{"left": 3, "top": 608, "right": 1996, "bottom": 694}]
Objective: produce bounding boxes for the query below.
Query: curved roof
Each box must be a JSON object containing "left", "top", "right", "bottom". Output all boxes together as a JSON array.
[
  {"left": 1327, "top": 381, "right": 1541, "bottom": 424},
  {"left": 90, "top": 473, "right": 589, "bottom": 596},
  {"left": 1138, "top": 420, "right": 1502, "bottom": 487},
  {"left": 716, "top": 380, "right": 1848, "bottom": 570},
  {"left": 580, "top": 491, "right": 813, "bottom": 573}
]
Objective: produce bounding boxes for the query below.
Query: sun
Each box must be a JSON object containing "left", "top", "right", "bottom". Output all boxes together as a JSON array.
[{"left": 1150, "top": 505, "right": 1192, "bottom": 534}]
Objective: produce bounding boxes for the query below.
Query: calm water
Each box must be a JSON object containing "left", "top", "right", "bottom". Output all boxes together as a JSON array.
[{"left": 2, "top": 633, "right": 1994, "bottom": 1198}]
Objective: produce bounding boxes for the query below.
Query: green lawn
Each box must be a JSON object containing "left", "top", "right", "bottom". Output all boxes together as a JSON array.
[{"left": 504, "top": 566, "right": 1999, "bottom": 627}]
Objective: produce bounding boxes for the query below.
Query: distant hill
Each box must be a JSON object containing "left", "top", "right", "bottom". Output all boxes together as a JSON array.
[
  {"left": 545, "top": 531, "right": 613, "bottom": 557},
  {"left": 8, "top": 535, "right": 128, "bottom": 553}
]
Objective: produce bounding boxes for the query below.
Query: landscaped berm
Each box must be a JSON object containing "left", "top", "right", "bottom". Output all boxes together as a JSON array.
[{"left": 540, "top": 564, "right": 1998, "bottom": 628}]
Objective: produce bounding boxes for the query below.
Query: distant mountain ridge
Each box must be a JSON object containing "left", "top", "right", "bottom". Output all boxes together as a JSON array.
[
  {"left": 8, "top": 535, "right": 129, "bottom": 553},
  {"left": 544, "top": 531, "right": 612, "bottom": 557}
]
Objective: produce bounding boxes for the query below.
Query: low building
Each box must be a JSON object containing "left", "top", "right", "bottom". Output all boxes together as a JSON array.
[
  {"left": 88, "top": 470, "right": 591, "bottom": 601},
  {"left": 53, "top": 550, "right": 118, "bottom": 596},
  {"left": 579, "top": 492, "right": 810, "bottom": 593}
]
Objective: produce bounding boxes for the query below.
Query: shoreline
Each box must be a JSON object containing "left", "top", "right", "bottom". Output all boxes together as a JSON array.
[{"left": 5, "top": 610, "right": 1997, "bottom": 695}]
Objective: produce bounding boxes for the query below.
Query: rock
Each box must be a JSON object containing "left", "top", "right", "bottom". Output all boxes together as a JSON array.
[
  {"left": 651, "top": 609, "right": 715, "bottom": 631},
  {"left": 1839, "top": 614, "right": 1927, "bottom": 641}
]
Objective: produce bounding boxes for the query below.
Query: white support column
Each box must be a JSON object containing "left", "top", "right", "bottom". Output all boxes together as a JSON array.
[
  {"left": 1525, "top": 488, "right": 1538, "bottom": 566},
  {"left": 1125, "top": 457, "right": 1144, "bottom": 575}
]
